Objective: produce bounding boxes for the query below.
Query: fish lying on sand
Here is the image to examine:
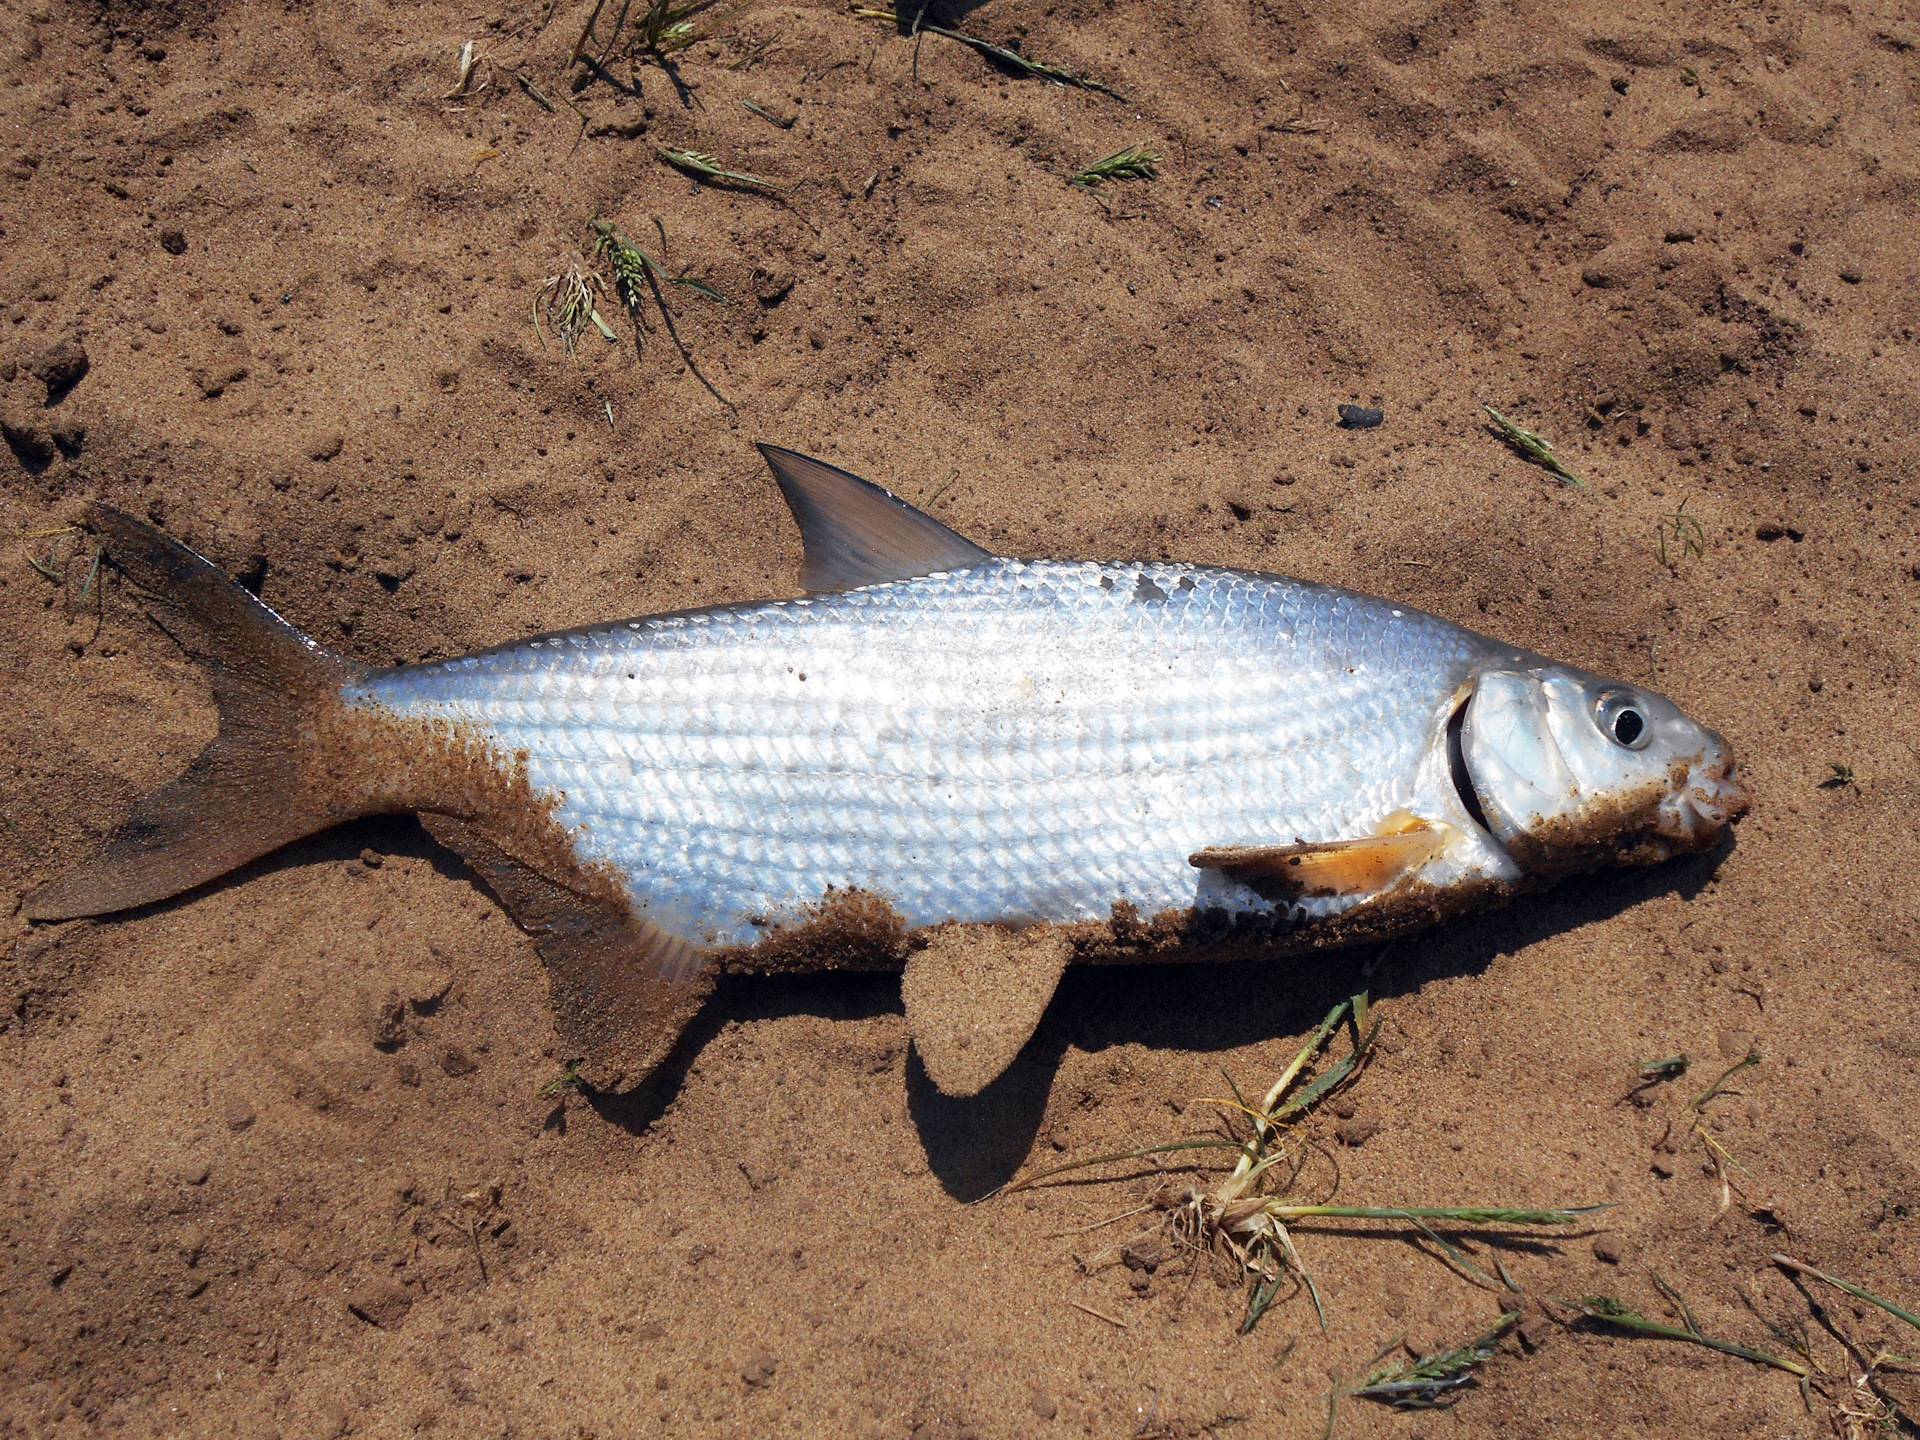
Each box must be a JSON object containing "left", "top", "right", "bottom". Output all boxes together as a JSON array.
[{"left": 27, "top": 447, "right": 1747, "bottom": 1095}]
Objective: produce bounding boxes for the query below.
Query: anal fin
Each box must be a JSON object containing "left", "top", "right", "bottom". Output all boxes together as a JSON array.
[
  {"left": 420, "top": 813, "right": 713, "bottom": 1091},
  {"left": 1191, "top": 812, "right": 1449, "bottom": 901},
  {"left": 901, "top": 924, "right": 1071, "bottom": 1097}
]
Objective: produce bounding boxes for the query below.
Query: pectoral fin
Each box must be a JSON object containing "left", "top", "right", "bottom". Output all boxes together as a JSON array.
[
  {"left": 901, "top": 925, "right": 1071, "bottom": 1097},
  {"left": 1191, "top": 812, "right": 1448, "bottom": 901},
  {"left": 421, "top": 813, "right": 714, "bottom": 1091}
]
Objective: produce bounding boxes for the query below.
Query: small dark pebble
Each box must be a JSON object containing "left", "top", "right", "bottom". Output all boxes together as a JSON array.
[
  {"left": 1592, "top": 1236, "right": 1623, "bottom": 1264},
  {"left": 752, "top": 266, "right": 794, "bottom": 307},
  {"left": 159, "top": 227, "right": 187, "bottom": 255},
  {"left": 1336, "top": 1116, "right": 1383, "bottom": 1147},
  {"left": 440, "top": 1047, "right": 477, "bottom": 1077},
  {"left": 586, "top": 115, "right": 649, "bottom": 140},
  {"left": 1, "top": 404, "right": 54, "bottom": 466},
  {"left": 347, "top": 1278, "right": 413, "bottom": 1330},
  {"left": 29, "top": 336, "right": 89, "bottom": 398},
  {"left": 369, "top": 992, "right": 406, "bottom": 1050},
  {"left": 1839, "top": 268, "right": 1862, "bottom": 284},
  {"left": 1121, "top": 1236, "right": 1172, "bottom": 1273},
  {"left": 189, "top": 362, "right": 248, "bottom": 399},
  {"left": 1337, "top": 403, "right": 1384, "bottom": 429}
]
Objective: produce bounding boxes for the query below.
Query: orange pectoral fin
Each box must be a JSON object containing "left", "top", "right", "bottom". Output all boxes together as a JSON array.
[{"left": 1190, "top": 814, "right": 1448, "bottom": 901}]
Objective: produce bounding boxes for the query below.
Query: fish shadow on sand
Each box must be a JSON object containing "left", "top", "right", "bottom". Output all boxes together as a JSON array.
[
  {"left": 593, "top": 833, "right": 1739, "bottom": 1201},
  {"left": 49, "top": 816, "right": 1731, "bottom": 1203}
]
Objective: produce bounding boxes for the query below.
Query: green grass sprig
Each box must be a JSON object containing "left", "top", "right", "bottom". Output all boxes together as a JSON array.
[
  {"left": 1574, "top": 1275, "right": 1809, "bottom": 1380},
  {"left": 1070, "top": 145, "right": 1160, "bottom": 188},
  {"left": 1483, "top": 405, "right": 1587, "bottom": 488},
  {"left": 1350, "top": 1312, "right": 1521, "bottom": 1409},
  {"left": 655, "top": 147, "right": 785, "bottom": 192}
]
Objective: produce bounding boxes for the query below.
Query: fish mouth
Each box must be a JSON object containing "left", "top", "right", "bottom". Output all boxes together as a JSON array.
[{"left": 1656, "top": 747, "right": 1750, "bottom": 846}]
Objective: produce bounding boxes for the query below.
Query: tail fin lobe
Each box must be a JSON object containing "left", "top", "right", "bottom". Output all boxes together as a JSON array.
[{"left": 26, "top": 505, "right": 374, "bottom": 921}]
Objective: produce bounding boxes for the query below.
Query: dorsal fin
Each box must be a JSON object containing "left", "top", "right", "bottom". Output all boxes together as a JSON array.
[{"left": 756, "top": 444, "right": 992, "bottom": 592}]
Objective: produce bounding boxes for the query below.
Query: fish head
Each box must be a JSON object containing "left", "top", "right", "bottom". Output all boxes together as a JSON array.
[{"left": 1456, "top": 666, "right": 1747, "bottom": 874}]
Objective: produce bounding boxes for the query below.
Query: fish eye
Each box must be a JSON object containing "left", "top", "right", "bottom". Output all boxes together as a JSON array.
[{"left": 1595, "top": 690, "right": 1651, "bottom": 750}]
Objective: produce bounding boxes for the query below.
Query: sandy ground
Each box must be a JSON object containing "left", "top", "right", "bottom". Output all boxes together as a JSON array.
[{"left": 3, "top": 0, "right": 1918, "bottom": 1434}]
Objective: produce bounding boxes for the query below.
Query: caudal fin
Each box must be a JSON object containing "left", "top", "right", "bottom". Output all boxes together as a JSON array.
[{"left": 26, "top": 505, "right": 375, "bottom": 922}]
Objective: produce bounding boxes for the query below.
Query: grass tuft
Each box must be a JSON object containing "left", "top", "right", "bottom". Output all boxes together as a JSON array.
[
  {"left": 1657, "top": 496, "right": 1707, "bottom": 569},
  {"left": 590, "top": 218, "right": 732, "bottom": 407},
  {"left": 999, "top": 996, "right": 1596, "bottom": 1333},
  {"left": 533, "top": 267, "right": 619, "bottom": 354},
  {"left": 570, "top": 0, "right": 712, "bottom": 73},
  {"left": 1483, "top": 405, "right": 1587, "bottom": 488},
  {"left": 1070, "top": 145, "right": 1160, "bottom": 188}
]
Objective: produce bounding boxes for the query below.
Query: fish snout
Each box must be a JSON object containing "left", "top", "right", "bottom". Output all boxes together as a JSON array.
[{"left": 1657, "top": 736, "right": 1749, "bottom": 847}]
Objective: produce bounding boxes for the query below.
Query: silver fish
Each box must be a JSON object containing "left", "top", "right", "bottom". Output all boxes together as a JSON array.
[{"left": 27, "top": 447, "right": 1747, "bottom": 1095}]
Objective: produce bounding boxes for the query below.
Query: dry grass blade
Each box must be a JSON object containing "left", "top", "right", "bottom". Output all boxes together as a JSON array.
[
  {"left": 444, "top": 39, "right": 488, "bottom": 101},
  {"left": 511, "top": 69, "right": 558, "bottom": 112},
  {"left": 1675, "top": 1049, "right": 1760, "bottom": 1211},
  {"left": 990, "top": 1138, "right": 1245, "bottom": 1198},
  {"left": 742, "top": 98, "right": 795, "bottom": 129},
  {"left": 1658, "top": 496, "right": 1707, "bottom": 570},
  {"left": 20, "top": 523, "right": 106, "bottom": 636},
  {"left": 655, "top": 147, "right": 785, "bottom": 192},
  {"left": 1483, "top": 405, "right": 1587, "bottom": 488},
  {"left": 1350, "top": 1311, "right": 1521, "bottom": 1409},
  {"left": 1773, "top": 1256, "right": 1920, "bottom": 1335},
  {"left": 850, "top": 7, "right": 1121, "bottom": 98},
  {"left": 1070, "top": 145, "right": 1160, "bottom": 188},
  {"left": 1575, "top": 1281, "right": 1810, "bottom": 1379}
]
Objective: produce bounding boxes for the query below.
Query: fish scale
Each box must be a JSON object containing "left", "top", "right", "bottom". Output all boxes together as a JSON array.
[{"left": 355, "top": 557, "right": 1497, "bottom": 946}]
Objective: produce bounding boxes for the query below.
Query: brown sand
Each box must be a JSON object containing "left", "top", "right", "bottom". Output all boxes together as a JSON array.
[{"left": 4, "top": 0, "right": 1918, "bottom": 1434}]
